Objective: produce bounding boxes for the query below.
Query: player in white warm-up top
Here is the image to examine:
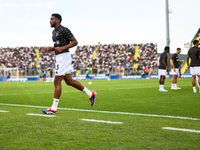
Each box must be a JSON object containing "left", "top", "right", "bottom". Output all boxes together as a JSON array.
[{"left": 42, "top": 13, "right": 96, "bottom": 114}]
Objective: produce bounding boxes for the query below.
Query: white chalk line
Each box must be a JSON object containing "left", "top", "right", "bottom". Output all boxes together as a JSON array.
[
  {"left": 0, "top": 85, "right": 189, "bottom": 96},
  {"left": 0, "top": 103, "right": 199, "bottom": 121},
  {"left": 27, "top": 113, "right": 56, "bottom": 117},
  {"left": 162, "top": 127, "right": 200, "bottom": 133},
  {"left": 79, "top": 119, "right": 123, "bottom": 124},
  {"left": 0, "top": 110, "right": 9, "bottom": 113}
]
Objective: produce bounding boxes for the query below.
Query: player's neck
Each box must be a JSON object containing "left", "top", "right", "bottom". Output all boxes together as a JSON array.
[{"left": 54, "top": 24, "right": 60, "bottom": 29}]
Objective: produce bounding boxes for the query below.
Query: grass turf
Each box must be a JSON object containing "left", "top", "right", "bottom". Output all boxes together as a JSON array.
[{"left": 0, "top": 78, "right": 200, "bottom": 150}]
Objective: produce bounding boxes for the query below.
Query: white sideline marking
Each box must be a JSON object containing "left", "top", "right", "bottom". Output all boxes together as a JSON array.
[
  {"left": 79, "top": 119, "right": 123, "bottom": 124},
  {"left": 0, "top": 85, "right": 189, "bottom": 96},
  {"left": 0, "top": 103, "right": 199, "bottom": 121},
  {"left": 0, "top": 110, "right": 9, "bottom": 113},
  {"left": 163, "top": 127, "right": 200, "bottom": 133},
  {"left": 27, "top": 113, "right": 56, "bottom": 117}
]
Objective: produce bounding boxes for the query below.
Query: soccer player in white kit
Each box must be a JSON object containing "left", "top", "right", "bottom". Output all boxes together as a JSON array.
[{"left": 42, "top": 14, "right": 96, "bottom": 114}]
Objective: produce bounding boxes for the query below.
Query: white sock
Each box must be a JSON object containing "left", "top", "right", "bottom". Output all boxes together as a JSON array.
[
  {"left": 197, "top": 77, "right": 199, "bottom": 87},
  {"left": 82, "top": 87, "right": 92, "bottom": 97},
  {"left": 159, "top": 85, "right": 164, "bottom": 89},
  {"left": 174, "top": 84, "right": 177, "bottom": 88},
  {"left": 51, "top": 98, "right": 59, "bottom": 110},
  {"left": 171, "top": 84, "right": 174, "bottom": 88},
  {"left": 193, "top": 87, "right": 196, "bottom": 92}
]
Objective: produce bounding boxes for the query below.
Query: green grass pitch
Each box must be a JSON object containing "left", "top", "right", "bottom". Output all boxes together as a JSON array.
[{"left": 0, "top": 78, "right": 200, "bottom": 150}]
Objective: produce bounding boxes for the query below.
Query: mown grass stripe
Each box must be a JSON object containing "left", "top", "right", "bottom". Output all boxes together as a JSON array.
[{"left": 0, "top": 85, "right": 190, "bottom": 96}]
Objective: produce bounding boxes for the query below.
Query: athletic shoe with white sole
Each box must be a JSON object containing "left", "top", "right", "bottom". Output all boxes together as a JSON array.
[
  {"left": 171, "top": 87, "right": 177, "bottom": 90},
  {"left": 89, "top": 91, "right": 96, "bottom": 106},
  {"left": 42, "top": 107, "right": 57, "bottom": 114},
  {"left": 159, "top": 89, "right": 168, "bottom": 92},
  {"left": 175, "top": 87, "right": 181, "bottom": 89}
]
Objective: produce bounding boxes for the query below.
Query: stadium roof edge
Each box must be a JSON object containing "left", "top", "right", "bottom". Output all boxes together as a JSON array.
[{"left": 191, "top": 28, "right": 200, "bottom": 43}]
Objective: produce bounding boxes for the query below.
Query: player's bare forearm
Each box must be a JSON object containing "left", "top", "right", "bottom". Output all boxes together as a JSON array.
[
  {"left": 162, "top": 59, "right": 168, "bottom": 72},
  {"left": 186, "top": 55, "right": 190, "bottom": 69},
  {"left": 171, "top": 61, "right": 174, "bottom": 68},
  {"left": 62, "top": 39, "right": 77, "bottom": 49},
  {"left": 47, "top": 46, "right": 53, "bottom": 52},
  {"left": 55, "top": 37, "right": 78, "bottom": 53},
  {"left": 162, "top": 59, "right": 167, "bottom": 69},
  {"left": 47, "top": 47, "right": 55, "bottom": 55},
  {"left": 171, "top": 61, "right": 175, "bottom": 71},
  {"left": 186, "top": 55, "right": 189, "bottom": 66}
]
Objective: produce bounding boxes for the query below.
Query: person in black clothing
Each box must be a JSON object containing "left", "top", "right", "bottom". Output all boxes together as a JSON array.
[
  {"left": 158, "top": 46, "right": 169, "bottom": 92},
  {"left": 187, "top": 40, "right": 200, "bottom": 93},
  {"left": 42, "top": 13, "right": 96, "bottom": 114},
  {"left": 171, "top": 48, "right": 181, "bottom": 90}
]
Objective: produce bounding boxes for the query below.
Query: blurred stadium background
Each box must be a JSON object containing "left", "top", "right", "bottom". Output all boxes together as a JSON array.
[{"left": 0, "top": 28, "right": 199, "bottom": 81}]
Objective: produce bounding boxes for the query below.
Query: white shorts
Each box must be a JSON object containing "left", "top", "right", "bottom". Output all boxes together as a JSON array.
[
  {"left": 171, "top": 68, "right": 179, "bottom": 75},
  {"left": 158, "top": 69, "right": 166, "bottom": 79},
  {"left": 190, "top": 67, "right": 200, "bottom": 76},
  {"left": 55, "top": 52, "right": 74, "bottom": 76}
]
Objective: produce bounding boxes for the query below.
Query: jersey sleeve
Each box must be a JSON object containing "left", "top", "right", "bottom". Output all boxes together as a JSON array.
[
  {"left": 163, "top": 52, "right": 167, "bottom": 60},
  {"left": 199, "top": 48, "right": 200, "bottom": 56},
  {"left": 63, "top": 27, "right": 74, "bottom": 41},
  {"left": 171, "top": 54, "right": 175, "bottom": 62},
  {"left": 187, "top": 49, "right": 191, "bottom": 56}
]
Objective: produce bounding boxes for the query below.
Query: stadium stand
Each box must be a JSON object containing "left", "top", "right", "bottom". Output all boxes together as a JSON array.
[
  {"left": 0, "top": 47, "right": 55, "bottom": 77},
  {"left": 72, "top": 43, "right": 158, "bottom": 76},
  {"left": 0, "top": 43, "right": 158, "bottom": 77}
]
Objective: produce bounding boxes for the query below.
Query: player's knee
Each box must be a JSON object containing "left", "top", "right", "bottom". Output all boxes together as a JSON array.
[
  {"left": 65, "top": 79, "right": 73, "bottom": 86},
  {"left": 65, "top": 80, "right": 70, "bottom": 85},
  {"left": 54, "top": 80, "right": 59, "bottom": 86},
  {"left": 54, "top": 78, "right": 61, "bottom": 86}
]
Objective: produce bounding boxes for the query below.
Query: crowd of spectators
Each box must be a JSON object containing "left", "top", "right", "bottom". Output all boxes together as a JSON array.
[
  {"left": 72, "top": 44, "right": 130, "bottom": 75},
  {"left": 0, "top": 43, "right": 158, "bottom": 77},
  {"left": 72, "top": 43, "right": 158, "bottom": 75},
  {"left": 0, "top": 47, "right": 55, "bottom": 77},
  {"left": 137, "top": 43, "right": 158, "bottom": 75}
]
